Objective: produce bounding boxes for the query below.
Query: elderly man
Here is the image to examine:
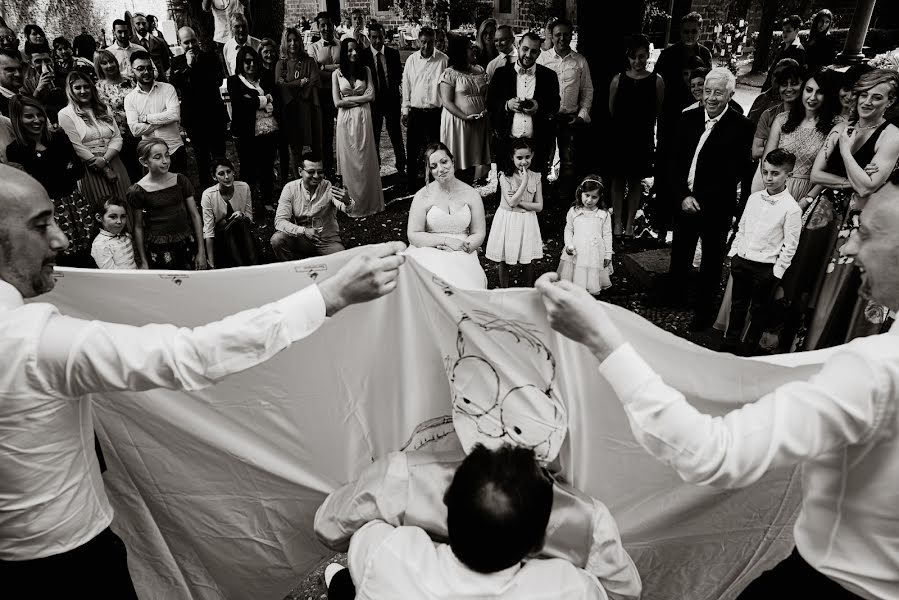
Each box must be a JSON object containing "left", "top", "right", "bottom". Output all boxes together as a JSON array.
[
  {"left": 537, "top": 18, "right": 593, "bottom": 199},
  {"left": 203, "top": 0, "right": 249, "bottom": 50},
  {"left": 665, "top": 67, "right": 753, "bottom": 330},
  {"left": 223, "top": 13, "right": 260, "bottom": 77},
  {"left": 401, "top": 26, "right": 447, "bottom": 187},
  {"left": 0, "top": 48, "right": 23, "bottom": 117},
  {"left": 170, "top": 26, "right": 229, "bottom": 189},
  {"left": 124, "top": 51, "right": 186, "bottom": 175},
  {"left": 107, "top": 19, "right": 144, "bottom": 77},
  {"left": 271, "top": 154, "right": 354, "bottom": 261},
  {"left": 0, "top": 164, "right": 405, "bottom": 596},
  {"left": 310, "top": 12, "right": 341, "bottom": 178},
  {"left": 486, "top": 32, "right": 559, "bottom": 176},
  {"left": 0, "top": 24, "right": 18, "bottom": 53},
  {"left": 317, "top": 444, "right": 611, "bottom": 599},
  {"left": 131, "top": 13, "right": 170, "bottom": 82},
  {"left": 536, "top": 174, "right": 899, "bottom": 600},
  {"left": 485, "top": 24, "right": 517, "bottom": 83}
]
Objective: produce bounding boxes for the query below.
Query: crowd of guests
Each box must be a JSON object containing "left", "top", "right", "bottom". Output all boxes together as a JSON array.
[{"left": 0, "top": 8, "right": 895, "bottom": 357}]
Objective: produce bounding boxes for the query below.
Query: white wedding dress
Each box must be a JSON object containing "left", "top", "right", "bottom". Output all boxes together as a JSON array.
[{"left": 406, "top": 203, "right": 488, "bottom": 289}]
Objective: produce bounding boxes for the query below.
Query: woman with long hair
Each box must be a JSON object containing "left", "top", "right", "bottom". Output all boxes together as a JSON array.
[
  {"left": 805, "top": 9, "right": 838, "bottom": 72},
  {"left": 438, "top": 34, "right": 490, "bottom": 182},
  {"left": 58, "top": 71, "right": 131, "bottom": 209},
  {"left": 475, "top": 18, "right": 498, "bottom": 68},
  {"left": 276, "top": 27, "right": 322, "bottom": 174},
  {"left": 6, "top": 95, "right": 93, "bottom": 266},
  {"left": 803, "top": 69, "right": 899, "bottom": 348},
  {"left": 94, "top": 48, "right": 141, "bottom": 182},
  {"left": 333, "top": 37, "right": 383, "bottom": 216},
  {"left": 227, "top": 45, "right": 279, "bottom": 210}
]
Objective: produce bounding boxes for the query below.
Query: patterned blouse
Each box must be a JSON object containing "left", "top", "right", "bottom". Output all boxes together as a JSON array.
[
  {"left": 775, "top": 112, "right": 827, "bottom": 180},
  {"left": 96, "top": 78, "right": 136, "bottom": 136}
]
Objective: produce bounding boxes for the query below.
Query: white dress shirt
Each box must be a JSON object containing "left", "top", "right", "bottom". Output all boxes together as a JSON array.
[
  {"left": 124, "top": 81, "right": 183, "bottom": 153},
  {"left": 486, "top": 49, "right": 517, "bottom": 82},
  {"left": 310, "top": 38, "right": 342, "bottom": 91},
  {"left": 598, "top": 325, "right": 899, "bottom": 600},
  {"left": 728, "top": 187, "right": 802, "bottom": 278},
  {"left": 223, "top": 36, "right": 262, "bottom": 77},
  {"left": 91, "top": 230, "right": 137, "bottom": 269},
  {"left": 106, "top": 42, "right": 144, "bottom": 77},
  {"left": 348, "top": 521, "right": 608, "bottom": 599},
  {"left": 0, "top": 279, "right": 326, "bottom": 560},
  {"left": 687, "top": 108, "right": 726, "bottom": 192},
  {"left": 401, "top": 49, "right": 449, "bottom": 115},
  {"left": 512, "top": 64, "right": 536, "bottom": 139},
  {"left": 536, "top": 47, "right": 593, "bottom": 122}
]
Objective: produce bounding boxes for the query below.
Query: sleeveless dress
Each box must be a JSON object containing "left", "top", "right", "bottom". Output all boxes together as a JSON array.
[
  {"left": 485, "top": 171, "right": 543, "bottom": 265},
  {"left": 609, "top": 72, "right": 658, "bottom": 176},
  {"left": 335, "top": 68, "right": 384, "bottom": 217},
  {"left": 801, "top": 121, "right": 894, "bottom": 349},
  {"left": 405, "top": 197, "right": 488, "bottom": 290},
  {"left": 557, "top": 207, "right": 613, "bottom": 294},
  {"left": 439, "top": 67, "right": 491, "bottom": 171}
]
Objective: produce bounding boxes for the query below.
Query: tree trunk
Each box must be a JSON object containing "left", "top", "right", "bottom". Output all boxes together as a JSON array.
[{"left": 752, "top": 0, "right": 778, "bottom": 73}]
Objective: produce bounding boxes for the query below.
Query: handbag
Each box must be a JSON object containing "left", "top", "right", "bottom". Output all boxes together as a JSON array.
[{"left": 254, "top": 107, "right": 279, "bottom": 136}]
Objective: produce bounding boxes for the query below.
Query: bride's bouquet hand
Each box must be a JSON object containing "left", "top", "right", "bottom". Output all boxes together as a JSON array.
[{"left": 438, "top": 237, "right": 465, "bottom": 251}]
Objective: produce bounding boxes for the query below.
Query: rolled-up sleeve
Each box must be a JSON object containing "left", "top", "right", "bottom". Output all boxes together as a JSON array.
[
  {"left": 36, "top": 285, "right": 327, "bottom": 397},
  {"left": 598, "top": 343, "right": 890, "bottom": 489}
]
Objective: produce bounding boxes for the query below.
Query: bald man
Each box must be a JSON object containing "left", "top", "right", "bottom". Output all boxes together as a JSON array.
[
  {"left": 0, "top": 165, "right": 407, "bottom": 595},
  {"left": 536, "top": 176, "right": 899, "bottom": 599},
  {"left": 170, "top": 26, "right": 228, "bottom": 188}
]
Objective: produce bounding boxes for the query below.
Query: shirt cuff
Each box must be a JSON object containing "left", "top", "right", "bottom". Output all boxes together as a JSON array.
[
  {"left": 727, "top": 248, "right": 737, "bottom": 258},
  {"left": 597, "top": 343, "right": 657, "bottom": 405},
  {"left": 274, "top": 284, "right": 327, "bottom": 342},
  {"left": 577, "top": 109, "right": 592, "bottom": 123},
  {"left": 773, "top": 264, "right": 786, "bottom": 279}
]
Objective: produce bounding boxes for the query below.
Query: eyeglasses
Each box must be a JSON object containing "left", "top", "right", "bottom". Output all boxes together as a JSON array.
[{"left": 0, "top": 35, "right": 16, "bottom": 42}]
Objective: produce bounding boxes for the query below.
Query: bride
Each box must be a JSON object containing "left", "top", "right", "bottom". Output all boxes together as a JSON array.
[{"left": 406, "top": 142, "right": 488, "bottom": 289}]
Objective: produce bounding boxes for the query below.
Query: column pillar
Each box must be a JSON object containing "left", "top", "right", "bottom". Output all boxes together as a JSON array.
[{"left": 837, "top": 0, "right": 878, "bottom": 65}]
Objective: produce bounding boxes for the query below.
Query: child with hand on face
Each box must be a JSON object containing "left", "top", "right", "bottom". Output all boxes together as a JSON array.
[
  {"left": 91, "top": 196, "right": 140, "bottom": 269},
  {"left": 557, "top": 175, "right": 613, "bottom": 295},
  {"left": 485, "top": 138, "right": 544, "bottom": 287}
]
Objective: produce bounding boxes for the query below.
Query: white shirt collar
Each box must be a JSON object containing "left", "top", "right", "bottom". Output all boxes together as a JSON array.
[
  {"left": 704, "top": 107, "right": 727, "bottom": 124},
  {"left": 0, "top": 279, "right": 24, "bottom": 310},
  {"left": 371, "top": 45, "right": 385, "bottom": 57},
  {"left": 136, "top": 82, "right": 159, "bottom": 95},
  {"left": 759, "top": 187, "right": 790, "bottom": 203}
]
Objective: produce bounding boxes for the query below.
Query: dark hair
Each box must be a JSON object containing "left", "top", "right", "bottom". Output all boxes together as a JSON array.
[
  {"left": 520, "top": 31, "right": 542, "bottom": 47},
  {"left": 112, "top": 19, "right": 129, "bottom": 30},
  {"left": 129, "top": 49, "right": 152, "bottom": 65},
  {"left": 350, "top": 8, "right": 363, "bottom": 16},
  {"left": 24, "top": 41, "right": 51, "bottom": 58},
  {"left": 783, "top": 15, "right": 802, "bottom": 29},
  {"left": 300, "top": 151, "right": 323, "bottom": 165},
  {"left": 764, "top": 148, "right": 796, "bottom": 170},
  {"left": 338, "top": 37, "right": 368, "bottom": 82},
  {"left": 446, "top": 34, "right": 472, "bottom": 71},
  {"left": 0, "top": 47, "right": 22, "bottom": 64},
  {"left": 496, "top": 24, "right": 513, "bottom": 37},
  {"left": 52, "top": 37, "right": 71, "bottom": 50},
  {"left": 368, "top": 22, "right": 385, "bottom": 36},
  {"left": 24, "top": 24, "right": 46, "bottom": 40},
  {"left": 98, "top": 195, "right": 128, "bottom": 215},
  {"left": 626, "top": 33, "right": 650, "bottom": 58},
  {"left": 810, "top": 9, "right": 834, "bottom": 37},
  {"left": 210, "top": 157, "right": 236, "bottom": 177},
  {"left": 684, "top": 55, "right": 706, "bottom": 71},
  {"left": 503, "top": 138, "right": 535, "bottom": 177},
  {"left": 315, "top": 12, "right": 331, "bottom": 25},
  {"left": 842, "top": 63, "right": 875, "bottom": 90},
  {"left": 682, "top": 11, "right": 702, "bottom": 25},
  {"left": 575, "top": 174, "right": 607, "bottom": 209},
  {"left": 444, "top": 444, "right": 553, "bottom": 574},
  {"left": 771, "top": 58, "right": 803, "bottom": 87},
  {"left": 551, "top": 18, "right": 573, "bottom": 35},
  {"left": 234, "top": 45, "right": 260, "bottom": 78},
  {"left": 419, "top": 26, "right": 435, "bottom": 39},
  {"left": 689, "top": 67, "right": 710, "bottom": 82},
  {"left": 9, "top": 94, "right": 50, "bottom": 148},
  {"left": 781, "top": 70, "right": 838, "bottom": 136}
]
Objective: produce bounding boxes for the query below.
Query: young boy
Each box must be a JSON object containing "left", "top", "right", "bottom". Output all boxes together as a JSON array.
[{"left": 721, "top": 148, "right": 801, "bottom": 355}]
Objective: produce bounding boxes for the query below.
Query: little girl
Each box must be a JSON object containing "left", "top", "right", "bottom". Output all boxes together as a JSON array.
[
  {"left": 485, "top": 139, "right": 544, "bottom": 287},
  {"left": 557, "top": 175, "right": 614, "bottom": 294},
  {"left": 91, "top": 196, "right": 139, "bottom": 269}
]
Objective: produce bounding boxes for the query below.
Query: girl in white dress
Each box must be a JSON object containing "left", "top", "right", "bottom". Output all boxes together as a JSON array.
[
  {"left": 485, "top": 139, "right": 544, "bottom": 287},
  {"left": 557, "top": 176, "right": 614, "bottom": 294}
]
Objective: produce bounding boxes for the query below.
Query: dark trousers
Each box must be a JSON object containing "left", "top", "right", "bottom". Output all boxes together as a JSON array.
[
  {"left": 669, "top": 211, "right": 731, "bottom": 315},
  {"left": 328, "top": 567, "right": 356, "bottom": 599},
  {"left": 270, "top": 230, "right": 345, "bottom": 261},
  {"left": 0, "top": 527, "right": 138, "bottom": 598},
  {"left": 120, "top": 132, "right": 143, "bottom": 184},
  {"left": 235, "top": 132, "right": 278, "bottom": 209},
  {"left": 319, "top": 89, "right": 338, "bottom": 176},
  {"left": 406, "top": 107, "right": 442, "bottom": 185},
  {"left": 170, "top": 145, "right": 188, "bottom": 179},
  {"left": 726, "top": 256, "right": 778, "bottom": 345},
  {"left": 737, "top": 547, "right": 864, "bottom": 599},
  {"left": 372, "top": 96, "right": 406, "bottom": 172},
  {"left": 187, "top": 124, "right": 227, "bottom": 190}
]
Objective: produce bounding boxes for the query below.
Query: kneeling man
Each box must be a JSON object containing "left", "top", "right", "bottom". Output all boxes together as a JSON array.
[{"left": 271, "top": 154, "right": 354, "bottom": 261}]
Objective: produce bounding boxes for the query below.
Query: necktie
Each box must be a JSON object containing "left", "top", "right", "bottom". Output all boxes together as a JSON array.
[
  {"left": 376, "top": 51, "right": 388, "bottom": 94},
  {"left": 140, "top": 37, "right": 149, "bottom": 50}
]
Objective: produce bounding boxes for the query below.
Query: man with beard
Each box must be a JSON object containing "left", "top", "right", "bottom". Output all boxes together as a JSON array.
[
  {"left": 106, "top": 19, "right": 143, "bottom": 78},
  {"left": 131, "top": 13, "right": 170, "bottom": 82},
  {"left": 124, "top": 52, "right": 185, "bottom": 175}
]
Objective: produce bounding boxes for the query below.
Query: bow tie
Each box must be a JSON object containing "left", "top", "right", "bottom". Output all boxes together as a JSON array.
[
  {"left": 760, "top": 192, "right": 780, "bottom": 205},
  {"left": 518, "top": 66, "right": 534, "bottom": 76}
]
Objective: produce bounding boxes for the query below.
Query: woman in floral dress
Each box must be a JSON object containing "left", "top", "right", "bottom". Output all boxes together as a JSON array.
[{"left": 94, "top": 49, "right": 141, "bottom": 182}]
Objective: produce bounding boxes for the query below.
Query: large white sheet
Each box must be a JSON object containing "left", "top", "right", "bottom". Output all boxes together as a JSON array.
[{"left": 41, "top": 249, "right": 829, "bottom": 600}]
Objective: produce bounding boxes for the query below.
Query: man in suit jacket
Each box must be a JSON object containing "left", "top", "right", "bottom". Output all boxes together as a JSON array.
[
  {"left": 486, "top": 32, "right": 559, "bottom": 175},
  {"left": 666, "top": 67, "right": 754, "bottom": 331},
  {"left": 132, "top": 13, "right": 171, "bottom": 82},
  {"left": 0, "top": 49, "right": 23, "bottom": 118},
  {"left": 366, "top": 24, "right": 406, "bottom": 180},
  {"left": 170, "top": 27, "right": 229, "bottom": 189}
]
